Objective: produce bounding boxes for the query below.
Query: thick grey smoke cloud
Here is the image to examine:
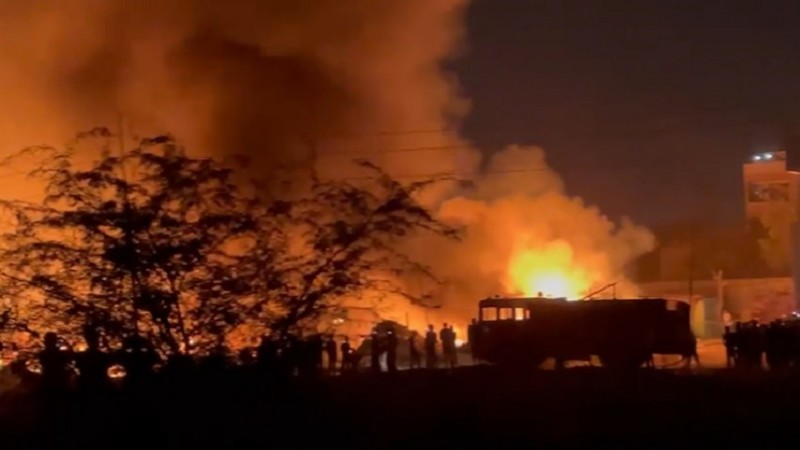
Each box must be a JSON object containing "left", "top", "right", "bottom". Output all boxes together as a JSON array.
[{"left": 0, "top": 0, "right": 470, "bottom": 183}]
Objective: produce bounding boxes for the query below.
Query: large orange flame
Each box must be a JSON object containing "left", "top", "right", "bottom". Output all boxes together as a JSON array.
[{"left": 506, "top": 240, "right": 593, "bottom": 300}]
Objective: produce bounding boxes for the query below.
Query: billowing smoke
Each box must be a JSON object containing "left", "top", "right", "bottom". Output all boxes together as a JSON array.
[
  {"left": 0, "top": 0, "right": 470, "bottom": 185},
  {"left": 0, "top": 0, "right": 655, "bottom": 333},
  {"left": 420, "top": 145, "right": 656, "bottom": 323}
]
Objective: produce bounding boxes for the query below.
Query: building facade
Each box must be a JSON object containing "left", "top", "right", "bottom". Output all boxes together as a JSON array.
[
  {"left": 742, "top": 150, "right": 800, "bottom": 223},
  {"left": 638, "top": 277, "right": 795, "bottom": 338},
  {"left": 743, "top": 150, "right": 800, "bottom": 298}
]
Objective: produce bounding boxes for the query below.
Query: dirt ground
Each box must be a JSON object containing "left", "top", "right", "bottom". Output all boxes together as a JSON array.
[
  {"left": 0, "top": 357, "right": 796, "bottom": 449},
  {"left": 450, "top": 338, "right": 728, "bottom": 370},
  {"left": 695, "top": 338, "right": 728, "bottom": 367}
]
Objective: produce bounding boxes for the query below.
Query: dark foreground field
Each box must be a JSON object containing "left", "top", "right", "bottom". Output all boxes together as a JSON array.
[{"left": 1, "top": 366, "right": 799, "bottom": 449}]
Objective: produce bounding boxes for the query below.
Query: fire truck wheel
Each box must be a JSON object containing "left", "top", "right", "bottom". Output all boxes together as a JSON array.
[
  {"left": 599, "top": 352, "right": 648, "bottom": 370},
  {"left": 525, "top": 354, "right": 547, "bottom": 368},
  {"left": 492, "top": 348, "right": 546, "bottom": 368}
]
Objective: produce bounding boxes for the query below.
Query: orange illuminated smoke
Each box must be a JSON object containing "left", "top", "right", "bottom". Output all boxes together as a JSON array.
[{"left": 506, "top": 240, "right": 593, "bottom": 300}]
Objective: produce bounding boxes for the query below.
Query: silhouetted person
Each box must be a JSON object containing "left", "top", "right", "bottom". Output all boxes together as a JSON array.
[
  {"left": 682, "top": 337, "right": 700, "bottom": 369},
  {"left": 238, "top": 348, "right": 256, "bottom": 367},
  {"left": 119, "top": 335, "right": 159, "bottom": 386},
  {"left": 737, "top": 321, "right": 765, "bottom": 370},
  {"left": 446, "top": 325, "right": 458, "bottom": 368},
  {"left": 788, "top": 321, "right": 800, "bottom": 367},
  {"left": 765, "top": 320, "right": 793, "bottom": 370},
  {"left": 468, "top": 319, "right": 479, "bottom": 364},
  {"left": 723, "top": 326, "right": 736, "bottom": 368},
  {"left": 38, "top": 332, "right": 71, "bottom": 392},
  {"left": 440, "top": 323, "right": 456, "bottom": 368},
  {"left": 370, "top": 330, "right": 382, "bottom": 373},
  {"left": 294, "top": 334, "right": 321, "bottom": 377},
  {"left": 325, "top": 335, "right": 337, "bottom": 374},
  {"left": 9, "top": 358, "right": 37, "bottom": 392},
  {"left": 340, "top": 337, "right": 352, "bottom": 373},
  {"left": 385, "top": 328, "right": 398, "bottom": 372},
  {"left": 408, "top": 332, "right": 421, "bottom": 369},
  {"left": 256, "top": 335, "right": 280, "bottom": 377},
  {"left": 164, "top": 353, "right": 195, "bottom": 381},
  {"left": 290, "top": 333, "right": 304, "bottom": 376},
  {"left": 425, "top": 325, "right": 438, "bottom": 369},
  {"left": 280, "top": 333, "right": 300, "bottom": 376},
  {"left": 75, "top": 326, "right": 110, "bottom": 392},
  {"left": 309, "top": 334, "right": 324, "bottom": 377},
  {"left": 203, "top": 344, "right": 229, "bottom": 376}
]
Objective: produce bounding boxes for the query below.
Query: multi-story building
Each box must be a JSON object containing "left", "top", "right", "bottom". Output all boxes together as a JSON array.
[
  {"left": 743, "top": 149, "right": 800, "bottom": 313},
  {"left": 742, "top": 150, "right": 800, "bottom": 223}
]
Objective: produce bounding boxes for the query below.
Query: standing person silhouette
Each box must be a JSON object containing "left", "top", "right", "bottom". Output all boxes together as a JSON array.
[
  {"left": 424, "top": 325, "right": 438, "bottom": 369},
  {"left": 408, "top": 332, "right": 421, "bottom": 369},
  {"left": 39, "top": 332, "right": 72, "bottom": 393},
  {"left": 75, "top": 326, "right": 111, "bottom": 392},
  {"left": 325, "top": 335, "right": 338, "bottom": 375},
  {"left": 340, "top": 337, "right": 352, "bottom": 373},
  {"left": 385, "top": 328, "right": 398, "bottom": 372}
]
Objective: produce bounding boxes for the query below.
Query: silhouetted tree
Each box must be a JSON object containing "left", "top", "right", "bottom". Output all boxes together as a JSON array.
[
  {"left": 228, "top": 161, "right": 459, "bottom": 335},
  {"left": 0, "top": 129, "right": 263, "bottom": 355},
  {"left": 0, "top": 129, "right": 457, "bottom": 355}
]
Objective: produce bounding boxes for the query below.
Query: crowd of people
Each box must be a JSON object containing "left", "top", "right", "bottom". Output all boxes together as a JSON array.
[
  {"left": 15, "top": 316, "right": 800, "bottom": 394},
  {"left": 1, "top": 322, "right": 465, "bottom": 394},
  {"left": 723, "top": 316, "right": 800, "bottom": 369}
]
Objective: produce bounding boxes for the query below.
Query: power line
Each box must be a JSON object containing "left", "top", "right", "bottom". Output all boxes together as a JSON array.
[
  {"left": 314, "top": 128, "right": 455, "bottom": 140},
  {"left": 317, "top": 99, "right": 800, "bottom": 160},
  {"left": 373, "top": 129, "right": 452, "bottom": 136},
  {"left": 2, "top": 95, "right": 795, "bottom": 186},
  {"left": 317, "top": 144, "right": 471, "bottom": 158},
  {"left": 333, "top": 166, "right": 553, "bottom": 182}
]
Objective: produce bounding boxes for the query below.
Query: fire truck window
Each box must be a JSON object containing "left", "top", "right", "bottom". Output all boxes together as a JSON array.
[
  {"left": 525, "top": 309, "right": 531, "bottom": 319},
  {"left": 514, "top": 308, "right": 525, "bottom": 320},
  {"left": 499, "top": 307, "right": 513, "bottom": 320},
  {"left": 482, "top": 308, "right": 497, "bottom": 321}
]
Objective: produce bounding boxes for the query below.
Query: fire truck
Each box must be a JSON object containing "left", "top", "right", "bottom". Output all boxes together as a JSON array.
[{"left": 467, "top": 296, "right": 696, "bottom": 369}]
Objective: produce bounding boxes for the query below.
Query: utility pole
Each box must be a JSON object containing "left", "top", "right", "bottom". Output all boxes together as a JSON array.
[
  {"left": 687, "top": 224, "right": 695, "bottom": 306},
  {"left": 712, "top": 269, "right": 725, "bottom": 335}
]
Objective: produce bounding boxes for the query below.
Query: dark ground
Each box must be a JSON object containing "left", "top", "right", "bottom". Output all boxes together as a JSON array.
[{"left": 1, "top": 366, "right": 799, "bottom": 449}]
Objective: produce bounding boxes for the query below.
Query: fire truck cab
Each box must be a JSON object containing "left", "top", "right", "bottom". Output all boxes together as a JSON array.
[{"left": 468, "top": 296, "right": 696, "bottom": 369}]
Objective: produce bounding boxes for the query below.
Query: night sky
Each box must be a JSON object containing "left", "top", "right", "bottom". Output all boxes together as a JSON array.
[{"left": 456, "top": 0, "right": 800, "bottom": 226}]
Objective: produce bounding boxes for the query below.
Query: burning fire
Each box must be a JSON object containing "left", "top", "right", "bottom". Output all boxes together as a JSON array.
[{"left": 506, "top": 240, "right": 593, "bottom": 299}]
